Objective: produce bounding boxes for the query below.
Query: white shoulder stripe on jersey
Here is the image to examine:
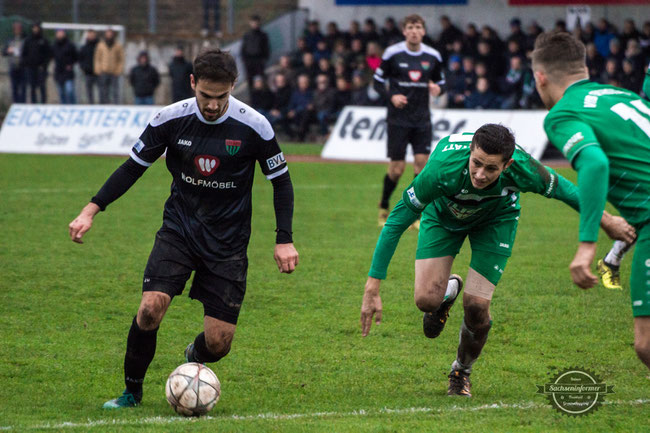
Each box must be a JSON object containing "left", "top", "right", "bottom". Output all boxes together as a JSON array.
[
  {"left": 150, "top": 97, "right": 196, "bottom": 127},
  {"left": 228, "top": 96, "right": 275, "bottom": 141},
  {"left": 129, "top": 149, "right": 153, "bottom": 167},
  {"left": 373, "top": 74, "right": 385, "bottom": 83},
  {"left": 421, "top": 44, "right": 443, "bottom": 63},
  {"left": 381, "top": 41, "right": 406, "bottom": 60},
  {"left": 266, "top": 166, "right": 288, "bottom": 180}
]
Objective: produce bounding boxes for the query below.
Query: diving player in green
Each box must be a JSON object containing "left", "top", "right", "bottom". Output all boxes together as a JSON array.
[
  {"left": 532, "top": 31, "right": 649, "bottom": 371},
  {"left": 360, "top": 124, "right": 633, "bottom": 397}
]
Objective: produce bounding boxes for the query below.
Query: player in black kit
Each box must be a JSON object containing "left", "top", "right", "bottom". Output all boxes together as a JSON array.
[
  {"left": 373, "top": 14, "right": 445, "bottom": 229},
  {"left": 68, "top": 49, "right": 299, "bottom": 409}
]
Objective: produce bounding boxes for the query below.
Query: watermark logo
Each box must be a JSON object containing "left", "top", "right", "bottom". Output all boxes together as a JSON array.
[{"left": 536, "top": 367, "right": 614, "bottom": 416}]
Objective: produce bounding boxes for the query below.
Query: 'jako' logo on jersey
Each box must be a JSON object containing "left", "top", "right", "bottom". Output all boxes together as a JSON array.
[
  {"left": 194, "top": 155, "right": 220, "bottom": 176},
  {"left": 178, "top": 138, "right": 192, "bottom": 146},
  {"left": 409, "top": 70, "right": 422, "bottom": 81}
]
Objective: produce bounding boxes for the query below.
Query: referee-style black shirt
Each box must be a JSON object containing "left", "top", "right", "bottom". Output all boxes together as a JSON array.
[
  {"left": 130, "top": 96, "right": 288, "bottom": 259},
  {"left": 373, "top": 41, "right": 445, "bottom": 126}
]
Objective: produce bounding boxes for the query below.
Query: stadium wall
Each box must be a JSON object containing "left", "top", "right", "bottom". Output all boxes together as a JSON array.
[{"left": 298, "top": 0, "right": 650, "bottom": 34}]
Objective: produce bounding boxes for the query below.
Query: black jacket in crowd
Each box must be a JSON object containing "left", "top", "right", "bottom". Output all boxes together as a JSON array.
[
  {"left": 272, "top": 85, "right": 292, "bottom": 113},
  {"left": 79, "top": 38, "right": 98, "bottom": 76},
  {"left": 52, "top": 36, "right": 78, "bottom": 83},
  {"left": 241, "top": 29, "right": 270, "bottom": 62},
  {"left": 21, "top": 30, "right": 51, "bottom": 69},
  {"left": 169, "top": 55, "right": 194, "bottom": 102},
  {"left": 129, "top": 63, "right": 160, "bottom": 97}
]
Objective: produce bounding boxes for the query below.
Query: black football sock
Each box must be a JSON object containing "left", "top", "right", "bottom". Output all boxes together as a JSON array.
[
  {"left": 380, "top": 174, "right": 398, "bottom": 209},
  {"left": 452, "top": 318, "right": 492, "bottom": 374},
  {"left": 124, "top": 316, "right": 158, "bottom": 400},
  {"left": 191, "top": 332, "right": 225, "bottom": 363}
]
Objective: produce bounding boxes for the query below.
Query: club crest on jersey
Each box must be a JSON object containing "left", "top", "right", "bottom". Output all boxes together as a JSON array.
[
  {"left": 421, "top": 61, "right": 430, "bottom": 70},
  {"left": 408, "top": 70, "right": 422, "bottom": 81},
  {"left": 194, "top": 155, "right": 220, "bottom": 176},
  {"left": 225, "top": 139, "right": 241, "bottom": 156}
]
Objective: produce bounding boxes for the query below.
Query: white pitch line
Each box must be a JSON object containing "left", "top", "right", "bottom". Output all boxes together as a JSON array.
[{"left": 3, "top": 399, "right": 648, "bottom": 431}]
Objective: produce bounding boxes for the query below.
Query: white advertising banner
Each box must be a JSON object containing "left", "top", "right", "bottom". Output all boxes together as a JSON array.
[
  {"left": 0, "top": 104, "right": 162, "bottom": 155},
  {"left": 321, "top": 107, "right": 549, "bottom": 162}
]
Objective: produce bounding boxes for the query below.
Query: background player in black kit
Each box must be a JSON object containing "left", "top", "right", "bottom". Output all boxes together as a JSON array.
[
  {"left": 68, "top": 49, "right": 299, "bottom": 409},
  {"left": 373, "top": 14, "right": 445, "bottom": 229}
]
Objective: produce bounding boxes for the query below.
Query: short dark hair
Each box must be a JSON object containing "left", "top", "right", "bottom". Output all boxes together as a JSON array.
[
  {"left": 402, "top": 14, "right": 425, "bottom": 29},
  {"left": 532, "top": 31, "right": 585, "bottom": 77},
  {"left": 470, "top": 124, "right": 515, "bottom": 162},
  {"left": 193, "top": 48, "right": 238, "bottom": 84}
]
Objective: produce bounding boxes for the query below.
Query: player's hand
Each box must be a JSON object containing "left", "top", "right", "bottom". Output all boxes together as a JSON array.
[
  {"left": 361, "top": 277, "right": 383, "bottom": 337},
  {"left": 600, "top": 211, "right": 636, "bottom": 243},
  {"left": 428, "top": 82, "right": 442, "bottom": 97},
  {"left": 274, "top": 243, "right": 299, "bottom": 274},
  {"left": 68, "top": 203, "right": 100, "bottom": 244},
  {"left": 569, "top": 242, "right": 598, "bottom": 289},
  {"left": 390, "top": 94, "right": 408, "bottom": 109}
]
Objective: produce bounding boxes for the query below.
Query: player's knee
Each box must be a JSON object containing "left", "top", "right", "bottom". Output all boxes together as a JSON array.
[
  {"left": 463, "top": 299, "right": 490, "bottom": 330},
  {"left": 414, "top": 281, "right": 446, "bottom": 312},
  {"left": 137, "top": 303, "right": 164, "bottom": 330}
]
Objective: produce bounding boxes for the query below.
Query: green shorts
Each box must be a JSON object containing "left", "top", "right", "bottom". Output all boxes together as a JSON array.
[
  {"left": 415, "top": 211, "right": 519, "bottom": 286},
  {"left": 631, "top": 223, "right": 650, "bottom": 317}
]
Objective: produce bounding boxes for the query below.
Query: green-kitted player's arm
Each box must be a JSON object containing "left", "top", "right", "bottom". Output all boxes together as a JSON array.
[
  {"left": 368, "top": 158, "right": 443, "bottom": 280},
  {"left": 571, "top": 145, "right": 609, "bottom": 242},
  {"left": 368, "top": 200, "right": 419, "bottom": 279}
]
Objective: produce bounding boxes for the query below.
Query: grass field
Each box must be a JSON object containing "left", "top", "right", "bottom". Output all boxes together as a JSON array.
[{"left": 1, "top": 149, "right": 648, "bottom": 432}]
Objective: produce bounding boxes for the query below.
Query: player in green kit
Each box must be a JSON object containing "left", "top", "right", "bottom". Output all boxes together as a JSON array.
[
  {"left": 360, "top": 124, "right": 633, "bottom": 396},
  {"left": 644, "top": 61, "right": 650, "bottom": 98},
  {"left": 532, "top": 31, "right": 650, "bottom": 371}
]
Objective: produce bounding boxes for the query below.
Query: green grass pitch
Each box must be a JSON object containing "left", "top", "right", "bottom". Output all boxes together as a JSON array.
[{"left": 0, "top": 149, "right": 648, "bottom": 432}]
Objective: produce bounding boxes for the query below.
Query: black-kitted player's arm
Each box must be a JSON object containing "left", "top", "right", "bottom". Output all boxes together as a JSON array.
[
  {"left": 271, "top": 171, "right": 299, "bottom": 273},
  {"left": 68, "top": 157, "right": 148, "bottom": 243}
]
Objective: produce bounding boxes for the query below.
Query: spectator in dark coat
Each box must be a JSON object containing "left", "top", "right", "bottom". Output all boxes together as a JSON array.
[
  {"left": 334, "top": 76, "right": 351, "bottom": 114},
  {"left": 619, "top": 19, "right": 640, "bottom": 53},
  {"left": 304, "top": 20, "right": 323, "bottom": 52},
  {"left": 269, "top": 73, "right": 293, "bottom": 136},
  {"left": 323, "top": 21, "right": 342, "bottom": 51},
  {"left": 345, "top": 20, "right": 362, "bottom": 49},
  {"left": 507, "top": 18, "right": 527, "bottom": 53},
  {"left": 525, "top": 20, "right": 544, "bottom": 53},
  {"left": 586, "top": 42, "right": 605, "bottom": 79},
  {"left": 2, "top": 20, "right": 26, "bottom": 103},
  {"left": 599, "top": 58, "right": 622, "bottom": 87},
  {"left": 463, "top": 23, "right": 479, "bottom": 58},
  {"left": 311, "top": 74, "right": 337, "bottom": 135},
  {"left": 361, "top": 18, "right": 381, "bottom": 48},
  {"left": 289, "top": 37, "right": 309, "bottom": 68},
  {"left": 129, "top": 51, "right": 160, "bottom": 105},
  {"left": 313, "top": 39, "right": 331, "bottom": 63},
  {"left": 296, "top": 52, "right": 318, "bottom": 86},
  {"left": 169, "top": 46, "right": 193, "bottom": 102},
  {"left": 287, "top": 74, "right": 313, "bottom": 140},
  {"left": 445, "top": 55, "right": 466, "bottom": 108},
  {"left": 79, "top": 30, "right": 99, "bottom": 103},
  {"left": 241, "top": 15, "right": 270, "bottom": 97},
  {"left": 499, "top": 56, "right": 532, "bottom": 109},
  {"left": 465, "top": 77, "right": 501, "bottom": 109},
  {"left": 380, "top": 17, "right": 402, "bottom": 48},
  {"left": 438, "top": 15, "right": 463, "bottom": 59},
  {"left": 620, "top": 58, "right": 642, "bottom": 94},
  {"left": 21, "top": 22, "right": 51, "bottom": 103},
  {"left": 52, "top": 29, "right": 78, "bottom": 104},
  {"left": 250, "top": 75, "right": 274, "bottom": 117}
]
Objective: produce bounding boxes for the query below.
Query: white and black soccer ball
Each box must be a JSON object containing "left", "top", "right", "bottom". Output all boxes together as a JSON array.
[{"left": 165, "top": 362, "right": 220, "bottom": 416}]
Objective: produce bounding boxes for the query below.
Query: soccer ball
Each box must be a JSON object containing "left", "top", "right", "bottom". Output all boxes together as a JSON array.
[{"left": 165, "top": 362, "right": 221, "bottom": 416}]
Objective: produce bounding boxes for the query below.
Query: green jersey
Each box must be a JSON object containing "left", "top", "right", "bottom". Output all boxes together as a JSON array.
[
  {"left": 644, "top": 63, "right": 650, "bottom": 100},
  {"left": 368, "top": 133, "right": 580, "bottom": 279},
  {"left": 544, "top": 80, "right": 650, "bottom": 237}
]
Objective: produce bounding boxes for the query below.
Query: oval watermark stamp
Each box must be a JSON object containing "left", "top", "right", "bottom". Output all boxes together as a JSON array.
[{"left": 536, "top": 367, "right": 614, "bottom": 416}]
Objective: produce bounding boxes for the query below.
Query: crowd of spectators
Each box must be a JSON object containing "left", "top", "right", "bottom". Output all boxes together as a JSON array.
[
  {"left": 3, "top": 14, "right": 650, "bottom": 139},
  {"left": 252, "top": 15, "right": 650, "bottom": 139},
  {"left": 2, "top": 21, "right": 196, "bottom": 105}
]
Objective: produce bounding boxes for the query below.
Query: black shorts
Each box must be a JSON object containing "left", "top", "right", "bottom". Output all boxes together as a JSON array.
[
  {"left": 386, "top": 123, "right": 432, "bottom": 161},
  {"left": 142, "top": 227, "right": 247, "bottom": 324}
]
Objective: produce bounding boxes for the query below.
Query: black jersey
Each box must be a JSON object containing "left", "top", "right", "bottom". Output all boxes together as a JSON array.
[
  {"left": 373, "top": 41, "right": 445, "bottom": 127},
  {"left": 130, "top": 96, "right": 288, "bottom": 259}
]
